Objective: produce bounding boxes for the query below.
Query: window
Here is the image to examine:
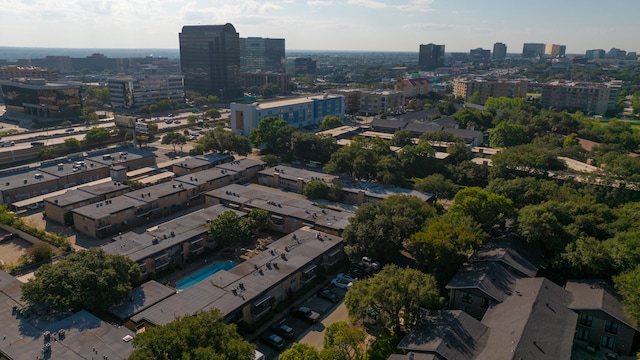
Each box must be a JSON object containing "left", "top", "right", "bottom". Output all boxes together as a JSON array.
[
  {"left": 462, "top": 292, "right": 472, "bottom": 304},
  {"left": 576, "top": 328, "right": 590, "bottom": 341},
  {"left": 579, "top": 313, "right": 593, "bottom": 327},
  {"left": 601, "top": 335, "right": 615, "bottom": 350},
  {"left": 604, "top": 320, "right": 619, "bottom": 335}
]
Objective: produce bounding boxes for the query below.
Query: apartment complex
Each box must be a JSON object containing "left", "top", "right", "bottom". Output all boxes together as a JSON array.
[
  {"left": 394, "top": 78, "right": 431, "bottom": 100},
  {"left": 108, "top": 75, "right": 185, "bottom": 110},
  {"left": 239, "top": 72, "right": 291, "bottom": 94},
  {"left": 453, "top": 77, "right": 528, "bottom": 104},
  {"left": 0, "top": 65, "right": 58, "bottom": 81},
  {"left": 239, "top": 37, "right": 285, "bottom": 73},
  {"left": 418, "top": 43, "right": 445, "bottom": 71},
  {"left": 179, "top": 23, "right": 242, "bottom": 99},
  {"left": 0, "top": 78, "right": 82, "bottom": 122},
  {"left": 359, "top": 90, "right": 405, "bottom": 116},
  {"left": 541, "top": 80, "right": 621, "bottom": 115},
  {"left": 230, "top": 94, "right": 344, "bottom": 136}
]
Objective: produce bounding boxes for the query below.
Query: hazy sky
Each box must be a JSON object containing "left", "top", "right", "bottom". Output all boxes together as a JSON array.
[{"left": 2, "top": 0, "right": 639, "bottom": 53}]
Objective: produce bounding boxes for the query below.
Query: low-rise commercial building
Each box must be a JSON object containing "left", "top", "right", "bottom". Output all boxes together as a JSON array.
[
  {"left": 0, "top": 78, "right": 82, "bottom": 123},
  {"left": 108, "top": 75, "right": 185, "bottom": 110}
]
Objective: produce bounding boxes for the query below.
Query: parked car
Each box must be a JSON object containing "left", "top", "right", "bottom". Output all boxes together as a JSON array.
[
  {"left": 292, "top": 306, "right": 320, "bottom": 323},
  {"left": 65, "top": 128, "right": 75, "bottom": 132},
  {"left": 0, "top": 233, "right": 15, "bottom": 242},
  {"left": 318, "top": 288, "right": 340, "bottom": 303},
  {"left": 331, "top": 277, "right": 352, "bottom": 289},
  {"left": 335, "top": 273, "right": 358, "bottom": 283},
  {"left": 271, "top": 322, "right": 295, "bottom": 339},
  {"left": 165, "top": 119, "right": 173, "bottom": 124},
  {"left": 360, "top": 257, "right": 381, "bottom": 272},
  {"left": 262, "top": 333, "right": 285, "bottom": 350}
]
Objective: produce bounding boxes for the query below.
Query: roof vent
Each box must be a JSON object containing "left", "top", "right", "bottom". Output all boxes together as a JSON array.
[{"left": 170, "top": 231, "right": 175, "bottom": 237}]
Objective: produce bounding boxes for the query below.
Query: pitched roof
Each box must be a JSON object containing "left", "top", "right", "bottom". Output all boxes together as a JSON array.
[
  {"left": 476, "top": 278, "right": 577, "bottom": 360},
  {"left": 471, "top": 237, "right": 545, "bottom": 278},
  {"left": 397, "top": 310, "right": 489, "bottom": 360},
  {"left": 565, "top": 279, "right": 638, "bottom": 331},
  {"left": 446, "top": 262, "right": 522, "bottom": 303}
]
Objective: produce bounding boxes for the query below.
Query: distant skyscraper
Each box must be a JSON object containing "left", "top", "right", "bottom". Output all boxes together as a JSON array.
[
  {"left": 418, "top": 43, "right": 445, "bottom": 71},
  {"left": 492, "top": 42, "right": 507, "bottom": 60},
  {"left": 547, "top": 44, "right": 566, "bottom": 58},
  {"left": 522, "top": 43, "right": 546, "bottom": 58},
  {"left": 239, "top": 37, "right": 285, "bottom": 73},
  {"left": 294, "top": 58, "right": 317, "bottom": 75},
  {"left": 179, "top": 23, "right": 242, "bottom": 99},
  {"left": 585, "top": 49, "right": 605, "bottom": 59},
  {"left": 469, "top": 48, "right": 491, "bottom": 63}
]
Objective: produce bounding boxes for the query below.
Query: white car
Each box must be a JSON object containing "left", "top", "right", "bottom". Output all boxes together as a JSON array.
[{"left": 331, "top": 277, "right": 352, "bottom": 289}]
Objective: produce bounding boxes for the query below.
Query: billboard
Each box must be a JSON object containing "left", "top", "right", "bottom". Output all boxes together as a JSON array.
[
  {"left": 134, "top": 122, "right": 149, "bottom": 135},
  {"left": 114, "top": 115, "right": 136, "bottom": 128}
]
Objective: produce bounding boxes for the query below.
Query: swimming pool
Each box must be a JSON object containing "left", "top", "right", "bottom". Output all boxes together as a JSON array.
[{"left": 176, "top": 261, "right": 236, "bottom": 290}]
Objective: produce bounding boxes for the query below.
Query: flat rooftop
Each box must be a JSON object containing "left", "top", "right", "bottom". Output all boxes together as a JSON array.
[
  {"left": 124, "top": 180, "right": 195, "bottom": 203},
  {"left": 259, "top": 165, "right": 337, "bottom": 184},
  {"left": 0, "top": 169, "right": 59, "bottom": 191},
  {"left": 38, "top": 159, "right": 107, "bottom": 178},
  {"left": 108, "top": 280, "right": 176, "bottom": 320},
  {"left": 44, "top": 188, "right": 95, "bottom": 207},
  {"left": 73, "top": 196, "right": 147, "bottom": 219}
]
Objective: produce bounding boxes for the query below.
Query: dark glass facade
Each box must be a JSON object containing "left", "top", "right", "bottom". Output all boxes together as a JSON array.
[
  {"left": 418, "top": 44, "right": 445, "bottom": 71},
  {"left": 240, "top": 37, "right": 285, "bottom": 73},
  {"left": 0, "top": 81, "right": 82, "bottom": 120},
  {"left": 179, "top": 23, "right": 242, "bottom": 99}
]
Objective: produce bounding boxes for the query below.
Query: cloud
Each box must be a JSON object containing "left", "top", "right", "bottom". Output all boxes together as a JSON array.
[
  {"left": 307, "top": 0, "right": 336, "bottom": 5},
  {"left": 347, "top": 0, "right": 387, "bottom": 9},
  {"left": 396, "top": 0, "right": 434, "bottom": 12}
]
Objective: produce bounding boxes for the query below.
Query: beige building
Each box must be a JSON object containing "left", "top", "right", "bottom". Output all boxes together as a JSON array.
[
  {"left": 394, "top": 78, "right": 431, "bottom": 99},
  {"left": 359, "top": 90, "right": 405, "bottom": 116},
  {"left": 541, "top": 80, "right": 621, "bottom": 115},
  {"left": 171, "top": 154, "right": 234, "bottom": 176},
  {"left": 453, "top": 77, "right": 528, "bottom": 104},
  {"left": 44, "top": 181, "right": 129, "bottom": 225}
]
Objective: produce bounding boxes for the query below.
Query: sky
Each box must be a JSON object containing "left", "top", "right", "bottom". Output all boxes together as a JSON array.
[{"left": 1, "top": 0, "right": 639, "bottom": 53}]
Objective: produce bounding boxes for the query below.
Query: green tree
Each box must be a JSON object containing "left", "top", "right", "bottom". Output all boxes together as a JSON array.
[
  {"left": 21, "top": 248, "right": 140, "bottom": 312},
  {"left": 321, "top": 321, "right": 366, "bottom": 360},
  {"left": 390, "top": 130, "right": 414, "bottom": 148},
  {"left": 198, "top": 126, "right": 251, "bottom": 156},
  {"left": 328, "top": 181, "right": 345, "bottom": 202},
  {"left": 22, "top": 242, "right": 53, "bottom": 265},
  {"left": 262, "top": 154, "right": 279, "bottom": 167},
  {"left": 204, "top": 108, "right": 221, "bottom": 121},
  {"left": 303, "top": 180, "right": 329, "bottom": 199},
  {"left": 291, "top": 132, "right": 339, "bottom": 164},
  {"left": 410, "top": 215, "right": 487, "bottom": 284},
  {"left": 36, "top": 147, "right": 57, "bottom": 160},
  {"left": 446, "top": 141, "right": 474, "bottom": 165},
  {"left": 319, "top": 115, "right": 344, "bottom": 130},
  {"left": 249, "top": 116, "right": 297, "bottom": 155},
  {"left": 449, "top": 187, "right": 516, "bottom": 231},
  {"left": 128, "top": 309, "right": 255, "bottom": 360},
  {"left": 161, "top": 131, "right": 188, "bottom": 153},
  {"left": 63, "top": 137, "right": 81, "bottom": 150},
  {"left": 208, "top": 211, "right": 252, "bottom": 248},
  {"left": 414, "top": 174, "right": 459, "bottom": 200},
  {"left": 345, "top": 265, "right": 443, "bottom": 336},
  {"left": 614, "top": 265, "right": 640, "bottom": 326},
  {"left": 207, "top": 95, "right": 219, "bottom": 104},
  {"left": 468, "top": 91, "right": 482, "bottom": 105},
  {"left": 187, "top": 114, "right": 199, "bottom": 124},
  {"left": 489, "top": 121, "right": 532, "bottom": 148},
  {"left": 343, "top": 195, "right": 437, "bottom": 264},
  {"left": 84, "top": 127, "right": 111, "bottom": 146},
  {"left": 279, "top": 343, "right": 321, "bottom": 360}
]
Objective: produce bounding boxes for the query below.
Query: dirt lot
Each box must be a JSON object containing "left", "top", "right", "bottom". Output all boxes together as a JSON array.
[{"left": 0, "top": 237, "right": 32, "bottom": 267}]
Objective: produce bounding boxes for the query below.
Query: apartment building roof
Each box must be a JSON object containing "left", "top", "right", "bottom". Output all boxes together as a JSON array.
[
  {"left": 397, "top": 310, "right": 489, "bottom": 360},
  {"left": 86, "top": 150, "right": 148, "bottom": 166},
  {"left": 0, "top": 270, "right": 135, "bottom": 360},
  {"left": 173, "top": 157, "right": 212, "bottom": 170},
  {"left": 39, "top": 160, "right": 107, "bottom": 177},
  {"left": 0, "top": 169, "right": 60, "bottom": 192},
  {"left": 44, "top": 189, "right": 95, "bottom": 207},
  {"left": 340, "top": 180, "right": 434, "bottom": 203},
  {"left": 207, "top": 183, "right": 353, "bottom": 232},
  {"left": 446, "top": 262, "right": 522, "bottom": 303},
  {"left": 388, "top": 354, "right": 436, "bottom": 360},
  {"left": 131, "top": 228, "right": 343, "bottom": 326},
  {"left": 108, "top": 280, "right": 176, "bottom": 320},
  {"left": 393, "top": 108, "right": 441, "bottom": 122},
  {"left": 470, "top": 237, "right": 545, "bottom": 278},
  {"left": 259, "top": 165, "right": 338, "bottom": 184},
  {"left": 77, "top": 181, "right": 128, "bottom": 196},
  {"left": 124, "top": 180, "right": 196, "bottom": 203},
  {"left": 315, "top": 125, "right": 361, "bottom": 138},
  {"left": 215, "top": 158, "right": 265, "bottom": 173},
  {"left": 174, "top": 167, "right": 231, "bottom": 186},
  {"left": 476, "top": 278, "right": 577, "bottom": 360},
  {"left": 103, "top": 204, "right": 244, "bottom": 262},
  {"left": 73, "top": 196, "right": 147, "bottom": 219},
  {"left": 565, "top": 279, "right": 638, "bottom": 331}
]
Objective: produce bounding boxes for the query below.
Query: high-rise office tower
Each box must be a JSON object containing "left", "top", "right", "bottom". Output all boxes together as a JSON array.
[
  {"left": 418, "top": 43, "right": 445, "bottom": 71},
  {"left": 470, "top": 48, "right": 491, "bottom": 63},
  {"left": 547, "top": 44, "right": 566, "bottom": 58},
  {"left": 240, "top": 37, "right": 286, "bottom": 73},
  {"left": 179, "top": 23, "right": 242, "bottom": 99},
  {"left": 493, "top": 42, "right": 507, "bottom": 60},
  {"left": 522, "top": 43, "right": 546, "bottom": 58}
]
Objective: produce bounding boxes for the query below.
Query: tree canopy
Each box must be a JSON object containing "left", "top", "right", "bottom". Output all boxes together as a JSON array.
[
  {"left": 448, "top": 187, "right": 515, "bottom": 231},
  {"left": 21, "top": 248, "right": 140, "bottom": 312},
  {"left": 198, "top": 126, "right": 252, "bottom": 156},
  {"left": 249, "top": 116, "right": 297, "bottom": 154},
  {"left": 128, "top": 309, "right": 255, "bottom": 360},
  {"left": 161, "top": 131, "right": 188, "bottom": 153},
  {"left": 343, "top": 195, "right": 437, "bottom": 265},
  {"left": 319, "top": 116, "right": 344, "bottom": 131},
  {"left": 345, "top": 265, "right": 443, "bottom": 336},
  {"left": 84, "top": 127, "right": 111, "bottom": 146}
]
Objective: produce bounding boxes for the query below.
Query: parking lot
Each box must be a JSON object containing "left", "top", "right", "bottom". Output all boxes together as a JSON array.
[{"left": 255, "top": 285, "right": 349, "bottom": 360}]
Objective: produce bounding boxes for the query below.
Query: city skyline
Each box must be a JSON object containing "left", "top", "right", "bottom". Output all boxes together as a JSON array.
[{"left": 2, "top": 0, "right": 639, "bottom": 53}]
